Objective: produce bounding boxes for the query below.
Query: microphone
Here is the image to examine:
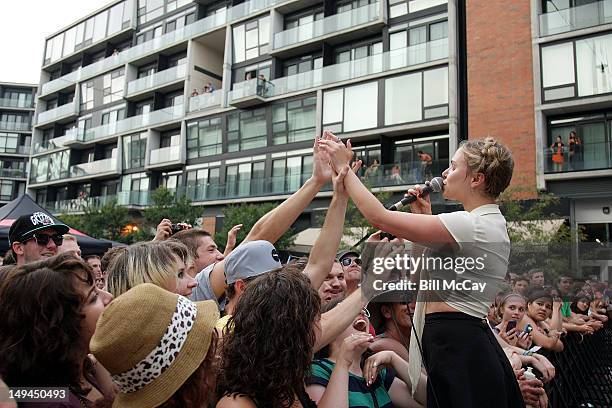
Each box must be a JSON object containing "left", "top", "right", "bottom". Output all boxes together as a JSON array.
[{"left": 388, "top": 177, "right": 444, "bottom": 211}]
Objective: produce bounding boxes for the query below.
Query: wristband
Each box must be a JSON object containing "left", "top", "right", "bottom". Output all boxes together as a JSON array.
[{"left": 522, "top": 350, "right": 533, "bottom": 356}]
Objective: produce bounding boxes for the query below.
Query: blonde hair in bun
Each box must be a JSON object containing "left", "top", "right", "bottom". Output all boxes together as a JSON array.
[{"left": 459, "top": 137, "right": 514, "bottom": 198}]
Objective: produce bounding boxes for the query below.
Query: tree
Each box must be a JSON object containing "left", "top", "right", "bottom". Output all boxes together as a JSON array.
[
  {"left": 214, "top": 202, "right": 295, "bottom": 252},
  {"left": 498, "top": 186, "right": 584, "bottom": 278},
  {"left": 58, "top": 200, "right": 135, "bottom": 243}
]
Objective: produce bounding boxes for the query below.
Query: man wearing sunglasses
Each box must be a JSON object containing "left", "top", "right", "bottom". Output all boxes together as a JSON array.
[
  {"left": 338, "top": 249, "right": 362, "bottom": 294},
  {"left": 9, "top": 212, "right": 69, "bottom": 265}
]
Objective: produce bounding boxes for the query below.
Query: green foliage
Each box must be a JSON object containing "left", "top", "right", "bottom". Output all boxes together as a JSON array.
[
  {"left": 137, "top": 187, "right": 202, "bottom": 240},
  {"left": 58, "top": 200, "right": 135, "bottom": 244},
  {"left": 214, "top": 202, "right": 295, "bottom": 252}
]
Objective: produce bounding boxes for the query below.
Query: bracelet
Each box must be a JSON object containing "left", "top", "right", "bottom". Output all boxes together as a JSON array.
[{"left": 522, "top": 350, "right": 533, "bottom": 356}]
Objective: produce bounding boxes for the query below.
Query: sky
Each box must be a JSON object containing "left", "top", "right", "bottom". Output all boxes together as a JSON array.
[{"left": 0, "top": 0, "right": 113, "bottom": 85}]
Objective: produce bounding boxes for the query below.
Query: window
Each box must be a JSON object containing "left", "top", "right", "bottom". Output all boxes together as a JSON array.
[
  {"left": 334, "top": 39, "right": 382, "bottom": 63},
  {"left": 187, "top": 117, "right": 222, "bottom": 158},
  {"left": 389, "top": 0, "right": 408, "bottom": 18},
  {"left": 227, "top": 109, "right": 267, "bottom": 152},
  {"left": 101, "top": 108, "right": 126, "bottom": 126},
  {"left": 272, "top": 97, "right": 316, "bottom": 144},
  {"left": 160, "top": 171, "right": 182, "bottom": 191},
  {"left": 225, "top": 161, "right": 265, "bottom": 197},
  {"left": 138, "top": 0, "right": 164, "bottom": 24},
  {"left": 541, "top": 33, "right": 612, "bottom": 101},
  {"left": 135, "top": 100, "right": 154, "bottom": 115},
  {"left": 337, "top": 0, "right": 376, "bottom": 13},
  {"left": 30, "top": 151, "right": 70, "bottom": 184},
  {"left": 423, "top": 67, "right": 448, "bottom": 118},
  {"left": 385, "top": 72, "right": 422, "bottom": 125},
  {"left": 234, "top": 60, "right": 272, "bottom": 89},
  {"left": 123, "top": 133, "right": 147, "bottom": 169},
  {"left": 233, "top": 15, "right": 270, "bottom": 63},
  {"left": 323, "top": 82, "right": 378, "bottom": 133},
  {"left": 164, "top": 92, "right": 184, "bottom": 108},
  {"left": 0, "top": 180, "right": 15, "bottom": 201},
  {"left": 103, "top": 68, "right": 125, "bottom": 104},
  {"left": 187, "top": 166, "right": 221, "bottom": 200},
  {"left": 2, "top": 89, "right": 33, "bottom": 108},
  {"left": 164, "top": 7, "right": 196, "bottom": 33},
  {"left": 283, "top": 54, "right": 323, "bottom": 76},
  {"left": 136, "top": 25, "right": 163, "bottom": 44},
  {"left": 138, "top": 63, "right": 157, "bottom": 78},
  {"left": 80, "top": 81, "right": 94, "bottom": 110},
  {"left": 0, "top": 133, "right": 19, "bottom": 154},
  {"left": 271, "top": 155, "right": 313, "bottom": 193}
]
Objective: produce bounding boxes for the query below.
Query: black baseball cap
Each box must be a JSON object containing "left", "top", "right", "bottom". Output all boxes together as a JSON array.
[{"left": 9, "top": 212, "right": 69, "bottom": 245}]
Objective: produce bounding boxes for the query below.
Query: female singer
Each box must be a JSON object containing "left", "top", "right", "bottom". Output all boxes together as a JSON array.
[{"left": 318, "top": 135, "right": 523, "bottom": 408}]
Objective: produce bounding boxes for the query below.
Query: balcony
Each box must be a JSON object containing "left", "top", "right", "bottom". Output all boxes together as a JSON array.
[
  {"left": 544, "top": 140, "right": 612, "bottom": 174},
  {"left": 229, "top": 39, "right": 448, "bottom": 107},
  {"left": 126, "top": 64, "right": 187, "bottom": 97},
  {"left": 46, "top": 194, "right": 117, "bottom": 214},
  {"left": 272, "top": 2, "right": 381, "bottom": 56},
  {"left": 0, "top": 145, "right": 31, "bottom": 155},
  {"left": 188, "top": 89, "right": 222, "bottom": 112},
  {"left": 0, "top": 121, "right": 30, "bottom": 132},
  {"left": 33, "top": 129, "right": 78, "bottom": 154},
  {"left": 69, "top": 157, "right": 119, "bottom": 179},
  {"left": 117, "top": 190, "right": 150, "bottom": 206},
  {"left": 0, "top": 168, "right": 26, "bottom": 178},
  {"left": 39, "top": 0, "right": 289, "bottom": 97},
  {"left": 0, "top": 98, "right": 34, "bottom": 109},
  {"left": 72, "top": 105, "right": 184, "bottom": 144},
  {"left": 36, "top": 102, "right": 78, "bottom": 126},
  {"left": 182, "top": 160, "right": 446, "bottom": 202},
  {"left": 539, "top": 0, "right": 612, "bottom": 37},
  {"left": 148, "top": 145, "right": 181, "bottom": 167}
]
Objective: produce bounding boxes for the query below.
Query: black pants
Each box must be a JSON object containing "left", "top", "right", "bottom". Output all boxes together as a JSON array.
[{"left": 421, "top": 312, "right": 525, "bottom": 408}]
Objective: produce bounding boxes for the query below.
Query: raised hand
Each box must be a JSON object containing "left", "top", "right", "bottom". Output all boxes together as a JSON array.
[{"left": 312, "top": 134, "right": 333, "bottom": 186}]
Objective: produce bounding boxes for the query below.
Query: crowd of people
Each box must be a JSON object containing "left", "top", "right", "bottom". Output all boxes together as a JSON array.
[
  {"left": 0, "top": 132, "right": 609, "bottom": 408},
  {"left": 191, "top": 82, "right": 217, "bottom": 97}
]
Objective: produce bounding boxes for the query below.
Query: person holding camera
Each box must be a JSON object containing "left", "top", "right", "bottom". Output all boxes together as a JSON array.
[
  {"left": 520, "top": 290, "right": 564, "bottom": 352},
  {"left": 496, "top": 293, "right": 532, "bottom": 350}
]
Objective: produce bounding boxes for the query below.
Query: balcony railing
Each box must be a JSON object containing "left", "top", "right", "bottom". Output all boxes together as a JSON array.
[
  {"left": 188, "top": 89, "right": 222, "bottom": 112},
  {"left": 0, "top": 98, "right": 33, "bottom": 109},
  {"left": 126, "top": 64, "right": 187, "bottom": 96},
  {"left": 149, "top": 145, "right": 181, "bottom": 165},
  {"left": 117, "top": 190, "right": 151, "bottom": 206},
  {"left": 0, "top": 121, "right": 30, "bottom": 132},
  {"left": 47, "top": 194, "right": 117, "bottom": 214},
  {"left": 34, "top": 130, "right": 78, "bottom": 153},
  {"left": 181, "top": 160, "right": 446, "bottom": 202},
  {"left": 0, "top": 145, "right": 31, "bottom": 155},
  {"left": 79, "top": 105, "right": 184, "bottom": 142},
  {"left": 40, "top": 0, "right": 289, "bottom": 97},
  {"left": 544, "top": 140, "right": 612, "bottom": 174},
  {"left": 69, "top": 157, "right": 118, "bottom": 178},
  {"left": 539, "top": 0, "right": 612, "bottom": 36},
  {"left": 229, "top": 39, "right": 448, "bottom": 102},
  {"left": 274, "top": 2, "right": 380, "bottom": 50},
  {"left": 0, "top": 168, "right": 26, "bottom": 178},
  {"left": 37, "top": 102, "right": 77, "bottom": 126}
]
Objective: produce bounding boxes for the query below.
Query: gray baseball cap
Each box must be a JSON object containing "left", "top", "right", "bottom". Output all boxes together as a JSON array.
[
  {"left": 225, "top": 240, "right": 282, "bottom": 284},
  {"left": 337, "top": 249, "right": 360, "bottom": 262}
]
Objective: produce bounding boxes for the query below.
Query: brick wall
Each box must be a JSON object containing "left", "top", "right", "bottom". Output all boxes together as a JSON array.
[{"left": 466, "top": 0, "right": 537, "bottom": 196}]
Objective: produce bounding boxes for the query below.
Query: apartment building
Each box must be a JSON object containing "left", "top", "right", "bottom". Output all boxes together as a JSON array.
[
  {"left": 30, "top": 0, "right": 454, "bottom": 230},
  {"left": 0, "top": 82, "right": 36, "bottom": 206}
]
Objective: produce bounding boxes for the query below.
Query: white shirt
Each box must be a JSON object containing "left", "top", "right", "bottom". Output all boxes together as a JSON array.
[{"left": 408, "top": 204, "right": 510, "bottom": 395}]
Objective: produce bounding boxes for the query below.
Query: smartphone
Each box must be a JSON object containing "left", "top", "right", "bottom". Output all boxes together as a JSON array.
[
  {"left": 506, "top": 320, "right": 517, "bottom": 332},
  {"left": 523, "top": 324, "right": 533, "bottom": 334}
]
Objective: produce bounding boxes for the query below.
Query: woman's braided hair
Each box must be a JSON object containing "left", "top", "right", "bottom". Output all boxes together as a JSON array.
[{"left": 460, "top": 137, "right": 514, "bottom": 198}]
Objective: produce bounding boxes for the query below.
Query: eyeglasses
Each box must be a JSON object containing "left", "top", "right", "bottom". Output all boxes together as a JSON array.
[
  {"left": 361, "top": 308, "right": 370, "bottom": 318},
  {"left": 23, "top": 233, "right": 64, "bottom": 247},
  {"left": 340, "top": 257, "right": 362, "bottom": 267}
]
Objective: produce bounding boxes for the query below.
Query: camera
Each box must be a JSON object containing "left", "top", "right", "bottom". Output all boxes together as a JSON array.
[
  {"left": 170, "top": 224, "right": 187, "bottom": 235},
  {"left": 379, "top": 232, "right": 396, "bottom": 241},
  {"left": 523, "top": 324, "right": 533, "bottom": 334}
]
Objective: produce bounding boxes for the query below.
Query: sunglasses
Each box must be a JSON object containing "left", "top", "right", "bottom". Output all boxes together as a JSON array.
[
  {"left": 340, "top": 257, "right": 362, "bottom": 267},
  {"left": 361, "top": 308, "right": 370, "bottom": 318},
  {"left": 24, "top": 233, "right": 64, "bottom": 247}
]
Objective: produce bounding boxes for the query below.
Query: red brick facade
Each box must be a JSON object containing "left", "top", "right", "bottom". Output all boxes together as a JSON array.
[{"left": 466, "top": 0, "right": 537, "bottom": 196}]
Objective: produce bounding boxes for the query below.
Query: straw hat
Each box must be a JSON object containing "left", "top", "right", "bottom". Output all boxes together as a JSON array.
[{"left": 91, "top": 283, "right": 219, "bottom": 408}]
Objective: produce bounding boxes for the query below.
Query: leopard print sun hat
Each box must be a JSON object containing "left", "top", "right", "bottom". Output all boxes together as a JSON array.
[{"left": 91, "top": 283, "right": 219, "bottom": 407}]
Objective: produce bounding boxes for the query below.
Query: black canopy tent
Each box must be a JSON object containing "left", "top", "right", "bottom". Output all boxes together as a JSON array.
[{"left": 0, "top": 195, "right": 116, "bottom": 256}]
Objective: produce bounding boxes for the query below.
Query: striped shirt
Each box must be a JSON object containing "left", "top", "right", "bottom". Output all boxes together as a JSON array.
[{"left": 306, "top": 358, "right": 396, "bottom": 408}]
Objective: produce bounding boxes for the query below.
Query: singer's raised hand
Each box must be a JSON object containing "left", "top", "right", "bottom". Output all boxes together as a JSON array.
[
  {"left": 312, "top": 134, "right": 333, "bottom": 185},
  {"left": 405, "top": 184, "right": 432, "bottom": 215},
  {"left": 317, "top": 138, "right": 353, "bottom": 172}
]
